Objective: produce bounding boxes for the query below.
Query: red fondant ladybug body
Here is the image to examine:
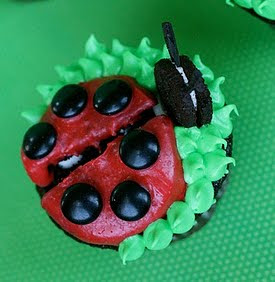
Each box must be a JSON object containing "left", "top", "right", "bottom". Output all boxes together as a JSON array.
[{"left": 21, "top": 75, "right": 186, "bottom": 246}]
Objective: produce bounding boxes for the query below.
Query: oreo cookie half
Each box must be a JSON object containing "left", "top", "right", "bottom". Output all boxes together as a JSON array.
[{"left": 154, "top": 55, "right": 213, "bottom": 128}]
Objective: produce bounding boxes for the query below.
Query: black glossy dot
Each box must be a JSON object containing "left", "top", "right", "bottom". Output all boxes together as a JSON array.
[
  {"left": 93, "top": 79, "right": 132, "bottom": 115},
  {"left": 110, "top": 181, "right": 151, "bottom": 221},
  {"left": 22, "top": 122, "right": 57, "bottom": 160},
  {"left": 119, "top": 130, "right": 160, "bottom": 170},
  {"left": 51, "top": 84, "right": 88, "bottom": 118},
  {"left": 61, "top": 183, "right": 102, "bottom": 225}
]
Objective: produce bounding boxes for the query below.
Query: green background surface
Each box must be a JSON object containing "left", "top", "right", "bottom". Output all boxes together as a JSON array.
[{"left": 0, "top": 0, "right": 274, "bottom": 281}]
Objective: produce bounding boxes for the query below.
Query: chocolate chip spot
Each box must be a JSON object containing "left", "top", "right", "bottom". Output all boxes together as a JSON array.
[
  {"left": 23, "top": 122, "right": 57, "bottom": 160},
  {"left": 119, "top": 130, "right": 160, "bottom": 170},
  {"left": 51, "top": 84, "right": 88, "bottom": 118},
  {"left": 61, "top": 183, "right": 102, "bottom": 225},
  {"left": 93, "top": 79, "right": 132, "bottom": 115},
  {"left": 111, "top": 181, "right": 151, "bottom": 221}
]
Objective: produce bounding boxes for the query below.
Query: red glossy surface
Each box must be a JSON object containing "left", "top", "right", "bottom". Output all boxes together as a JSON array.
[
  {"left": 21, "top": 76, "right": 156, "bottom": 187},
  {"left": 42, "top": 116, "right": 186, "bottom": 246}
]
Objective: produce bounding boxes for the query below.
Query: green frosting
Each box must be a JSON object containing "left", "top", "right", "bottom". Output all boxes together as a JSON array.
[
  {"left": 227, "top": 0, "right": 252, "bottom": 8},
  {"left": 21, "top": 105, "right": 48, "bottom": 124},
  {"left": 175, "top": 125, "right": 227, "bottom": 160},
  {"left": 36, "top": 83, "right": 64, "bottom": 106},
  {"left": 252, "top": 0, "right": 275, "bottom": 20},
  {"left": 226, "top": 0, "right": 275, "bottom": 20},
  {"left": 193, "top": 55, "right": 214, "bottom": 83},
  {"left": 118, "top": 235, "right": 145, "bottom": 265},
  {"left": 167, "top": 201, "right": 195, "bottom": 234},
  {"left": 143, "top": 219, "right": 173, "bottom": 250},
  {"left": 180, "top": 148, "right": 235, "bottom": 184},
  {"left": 211, "top": 105, "right": 239, "bottom": 138},
  {"left": 185, "top": 178, "right": 215, "bottom": 214},
  {"left": 21, "top": 34, "right": 237, "bottom": 263},
  {"left": 207, "top": 77, "right": 225, "bottom": 110}
]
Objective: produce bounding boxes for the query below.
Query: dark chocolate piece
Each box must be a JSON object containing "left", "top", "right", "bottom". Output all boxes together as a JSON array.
[
  {"left": 93, "top": 79, "right": 132, "bottom": 115},
  {"left": 162, "top": 22, "right": 180, "bottom": 67},
  {"left": 155, "top": 57, "right": 196, "bottom": 127},
  {"left": 154, "top": 55, "right": 213, "bottom": 128},
  {"left": 110, "top": 181, "right": 151, "bottom": 221},
  {"left": 51, "top": 84, "right": 88, "bottom": 118},
  {"left": 119, "top": 129, "right": 160, "bottom": 170},
  {"left": 22, "top": 122, "right": 57, "bottom": 160},
  {"left": 61, "top": 183, "right": 102, "bottom": 225}
]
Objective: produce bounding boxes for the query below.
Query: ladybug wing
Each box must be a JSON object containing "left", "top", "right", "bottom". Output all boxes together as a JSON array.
[{"left": 41, "top": 116, "right": 186, "bottom": 246}]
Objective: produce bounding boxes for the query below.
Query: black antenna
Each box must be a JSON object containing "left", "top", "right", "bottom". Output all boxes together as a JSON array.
[{"left": 162, "top": 22, "right": 180, "bottom": 67}]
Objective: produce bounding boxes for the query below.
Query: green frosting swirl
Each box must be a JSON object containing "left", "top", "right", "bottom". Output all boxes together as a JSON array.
[
  {"left": 252, "top": 0, "right": 275, "bottom": 20},
  {"left": 167, "top": 201, "right": 195, "bottom": 234},
  {"left": 118, "top": 235, "right": 145, "bottom": 265},
  {"left": 208, "top": 77, "right": 225, "bottom": 110},
  {"left": 183, "top": 149, "right": 235, "bottom": 183},
  {"left": 193, "top": 55, "right": 214, "bottom": 83},
  {"left": 226, "top": 0, "right": 275, "bottom": 20},
  {"left": 211, "top": 105, "right": 239, "bottom": 138},
  {"left": 185, "top": 178, "right": 215, "bottom": 214},
  {"left": 21, "top": 35, "right": 237, "bottom": 263},
  {"left": 175, "top": 125, "right": 228, "bottom": 160},
  {"left": 226, "top": 0, "right": 252, "bottom": 8},
  {"left": 143, "top": 219, "right": 173, "bottom": 250},
  {"left": 21, "top": 105, "right": 48, "bottom": 124}
]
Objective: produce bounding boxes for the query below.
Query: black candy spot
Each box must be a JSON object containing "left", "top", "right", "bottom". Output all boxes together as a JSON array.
[
  {"left": 93, "top": 79, "right": 132, "bottom": 115},
  {"left": 110, "top": 181, "right": 151, "bottom": 221},
  {"left": 51, "top": 84, "right": 88, "bottom": 118},
  {"left": 23, "top": 122, "right": 57, "bottom": 160},
  {"left": 61, "top": 183, "right": 102, "bottom": 225},
  {"left": 119, "top": 130, "right": 160, "bottom": 170}
]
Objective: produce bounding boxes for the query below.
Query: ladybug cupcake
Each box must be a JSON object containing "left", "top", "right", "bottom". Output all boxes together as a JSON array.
[{"left": 21, "top": 23, "right": 238, "bottom": 263}]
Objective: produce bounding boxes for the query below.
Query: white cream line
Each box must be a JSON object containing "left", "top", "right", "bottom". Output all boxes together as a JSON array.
[
  {"left": 189, "top": 90, "right": 197, "bottom": 110},
  {"left": 175, "top": 65, "right": 188, "bottom": 84},
  {"left": 174, "top": 64, "right": 197, "bottom": 110},
  {"left": 58, "top": 155, "right": 83, "bottom": 169},
  {"left": 153, "top": 104, "right": 165, "bottom": 116}
]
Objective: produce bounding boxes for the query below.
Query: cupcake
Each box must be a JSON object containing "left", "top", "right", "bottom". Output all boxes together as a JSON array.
[
  {"left": 21, "top": 23, "right": 237, "bottom": 263},
  {"left": 226, "top": 0, "right": 275, "bottom": 22}
]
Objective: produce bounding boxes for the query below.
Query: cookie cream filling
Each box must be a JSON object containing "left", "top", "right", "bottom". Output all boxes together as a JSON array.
[
  {"left": 175, "top": 65, "right": 197, "bottom": 110},
  {"left": 153, "top": 104, "right": 165, "bottom": 116},
  {"left": 189, "top": 90, "right": 197, "bottom": 109},
  {"left": 58, "top": 155, "right": 83, "bottom": 169}
]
